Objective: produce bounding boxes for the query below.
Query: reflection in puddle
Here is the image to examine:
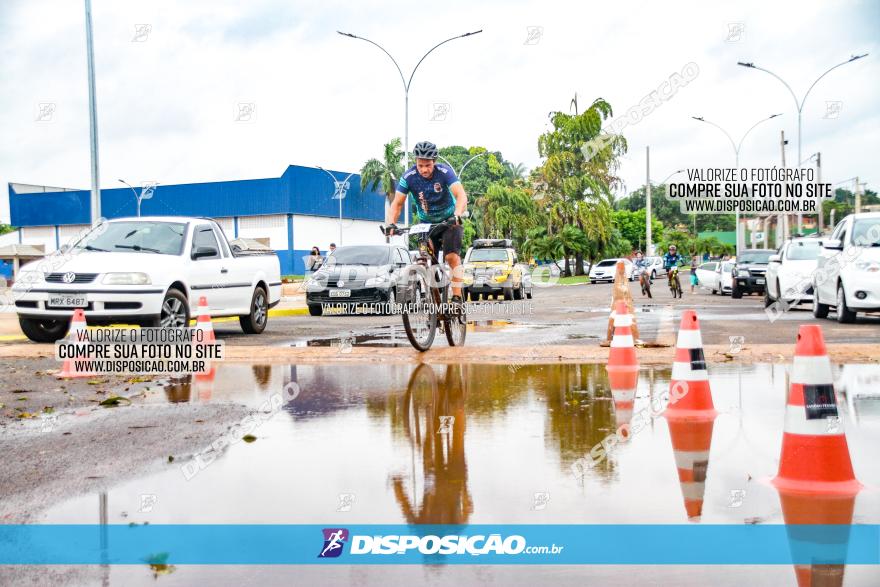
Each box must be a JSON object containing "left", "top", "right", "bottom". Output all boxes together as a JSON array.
[{"left": 39, "top": 362, "right": 880, "bottom": 585}]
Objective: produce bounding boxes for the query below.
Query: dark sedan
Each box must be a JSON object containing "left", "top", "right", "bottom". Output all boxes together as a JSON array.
[
  {"left": 732, "top": 249, "right": 774, "bottom": 298},
  {"left": 304, "top": 245, "right": 411, "bottom": 316}
]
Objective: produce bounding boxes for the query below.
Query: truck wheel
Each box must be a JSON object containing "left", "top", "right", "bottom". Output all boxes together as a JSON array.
[
  {"left": 308, "top": 303, "right": 323, "bottom": 317},
  {"left": 239, "top": 286, "right": 268, "bottom": 334},
  {"left": 836, "top": 285, "right": 856, "bottom": 324},
  {"left": 144, "top": 289, "right": 190, "bottom": 328},
  {"left": 503, "top": 287, "right": 514, "bottom": 301},
  {"left": 514, "top": 284, "right": 523, "bottom": 300},
  {"left": 731, "top": 285, "right": 742, "bottom": 299},
  {"left": 18, "top": 317, "right": 70, "bottom": 343}
]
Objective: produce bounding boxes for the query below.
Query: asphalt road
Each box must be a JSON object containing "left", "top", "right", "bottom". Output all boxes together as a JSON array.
[{"left": 212, "top": 281, "right": 879, "bottom": 348}]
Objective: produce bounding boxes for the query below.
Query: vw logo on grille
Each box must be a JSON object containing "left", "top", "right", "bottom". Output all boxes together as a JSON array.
[{"left": 62, "top": 272, "right": 76, "bottom": 284}]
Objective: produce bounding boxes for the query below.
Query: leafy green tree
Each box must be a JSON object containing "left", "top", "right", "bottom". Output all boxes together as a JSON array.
[
  {"left": 0, "top": 224, "right": 15, "bottom": 236},
  {"left": 612, "top": 209, "right": 664, "bottom": 253},
  {"left": 360, "top": 138, "right": 405, "bottom": 203},
  {"left": 535, "top": 97, "right": 627, "bottom": 275},
  {"left": 619, "top": 184, "right": 735, "bottom": 233}
]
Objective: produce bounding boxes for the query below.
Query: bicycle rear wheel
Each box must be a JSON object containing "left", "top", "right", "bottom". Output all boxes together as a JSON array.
[
  {"left": 401, "top": 266, "right": 438, "bottom": 351},
  {"left": 442, "top": 282, "right": 467, "bottom": 347}
]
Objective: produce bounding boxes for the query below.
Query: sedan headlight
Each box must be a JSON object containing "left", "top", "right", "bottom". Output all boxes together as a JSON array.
[
  {"left": 15, "top": 270, "right": 43, "bottom": 285},
  {"left": 854, "top": 261, "right": 880, "bottom": 273},
  {"left": 365, "top": 275, "right": 390, "bottom": 287},
  {"left": 102, "top": 272, "right": 151, "bottom": 285}
]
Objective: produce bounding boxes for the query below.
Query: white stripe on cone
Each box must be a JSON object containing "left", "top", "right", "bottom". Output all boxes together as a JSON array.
[
  {"left": 790, "top": 355, "right": 834, "bottom": 385},
  {"left": 674, "top": 450, "right": 711, "bottom": 469},
  {"left": 783, "top": 408, "right": 844, "bottom": 436},
  {"left": 611, "top": 335, "right": 634, "bottom": 348},
  {"left": 671, "top": 362, "right": 709, "bottom": 381},
  {"left": 680, "top": 482, "right": 706, "bottom": 500},
  {"left": 612, "top": 313, "right": 633, "bottom": 327},
  {"left": 675, "top": 329, "right": 703, "bottom": 349}
]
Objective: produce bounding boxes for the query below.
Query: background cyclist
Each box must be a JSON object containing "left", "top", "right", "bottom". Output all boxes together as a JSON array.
[
  {"left": 385, "top": 141, "right": 469, "bottom": 303},
  {"left": 663, "top": 245, "right": 685, "bottom": 290}
]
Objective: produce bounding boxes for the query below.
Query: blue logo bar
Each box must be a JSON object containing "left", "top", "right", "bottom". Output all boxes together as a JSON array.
[{"left": 0, "top": 524, "right": 877, "bottom": 565}]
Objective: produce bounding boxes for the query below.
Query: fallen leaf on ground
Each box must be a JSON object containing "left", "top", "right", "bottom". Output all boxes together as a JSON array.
[
  {"left": 242, "top": 434, "right": 257, "bottom": 443},
  {"left": 99, "top": 396, "right": 132, "bottom": 407}
]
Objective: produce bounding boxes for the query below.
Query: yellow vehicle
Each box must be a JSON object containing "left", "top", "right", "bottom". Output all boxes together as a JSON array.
[{"left": 461, "top": 239, "right": 525, "bottom": 301}]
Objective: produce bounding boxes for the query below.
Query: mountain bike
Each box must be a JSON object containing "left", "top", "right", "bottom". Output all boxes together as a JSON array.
[
  {"left": 379, "top": 220, "right": 467, "bottom": 351},
  {"left": 668, "top": 266, "right": 683, "bottom": 298},
  {"left": 637, "top": 267, "right": 652, "bottom": 298}
]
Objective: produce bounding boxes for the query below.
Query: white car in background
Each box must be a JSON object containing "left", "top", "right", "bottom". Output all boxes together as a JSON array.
[
  {"left": 589, "top": 258, "right": 633, "bottom": 283},
  {"left": 813, "top": 212, "right": 880, "bottom": 323},
  {"left": 695, "top": 261, "right": 721, "bottom": 293},
  {"left": 764, "top": 237, "right": 824, "bottom": 307},
  {"left": 695, "top": 260, "right": 734, "bottom": 295}
]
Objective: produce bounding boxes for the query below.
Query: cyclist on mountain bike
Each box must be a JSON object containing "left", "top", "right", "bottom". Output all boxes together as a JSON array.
[
  {"left": 385, "top": 141, "right": 469, "bottom": 303},
  {"left": 662, "top": 245, "right": 685, "bottom": 272}
]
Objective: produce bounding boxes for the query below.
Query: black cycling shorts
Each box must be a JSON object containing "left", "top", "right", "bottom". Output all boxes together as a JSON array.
[{"left": 430, "top": 223, "right": 463, "bottom": 257}]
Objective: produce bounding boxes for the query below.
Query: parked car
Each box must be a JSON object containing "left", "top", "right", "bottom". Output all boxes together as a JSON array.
[
  {"left": 12, "top": 216, "right": 282, "bottom": 341},
  {"left": 731, "top": 249, "right": 775, "bottom": 298},
  {"left": 717, "top": 261, "right": 734, "bottom": 294},
  {"left": 765, "top": 237, "right": 824, "bottom": 307},
  {"left": 813, "top": 213, "right": 880, "bottom": 323},
  {"left": 516, "top": 264, "right": 534, "bottom": 299},
  {"left": 304, "top": 244, "right": 410, "bottom": 316},
  {"left": 589, "top": 258, "right": 634, "bottom": 283},
  {"left": 462, "top": 239, "right": 524, "bottom": 301},
  {"left": 643, "top": 256, "right": 666, "bottom": 279},
  {"left": 695, "top": 261, "right": 720, "bottom": 293}
]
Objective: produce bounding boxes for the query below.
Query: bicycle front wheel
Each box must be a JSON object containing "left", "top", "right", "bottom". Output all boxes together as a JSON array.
[
  {"left": 401, "top": 266, "right": 438, "bottom": 351},
  {"left": 442, "top": 283, "right": 467, "bottom": 347}
]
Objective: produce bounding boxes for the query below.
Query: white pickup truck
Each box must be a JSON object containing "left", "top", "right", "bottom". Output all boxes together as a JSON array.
[{"left": 11, "top": 216, "right": 282, "bottom": 342}]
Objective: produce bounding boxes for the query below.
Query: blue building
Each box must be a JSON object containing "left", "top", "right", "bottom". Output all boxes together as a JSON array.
[{"left": 5, "top": 165, "right": 387, "bottom": 276}]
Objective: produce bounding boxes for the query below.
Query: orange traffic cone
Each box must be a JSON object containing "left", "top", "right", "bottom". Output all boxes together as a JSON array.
[
  {"left": 664, "top": 310, "right": 716, "bottom": 421},
  {"left": 194, "top": 296, "right": 216, "bottom": 344},
  {"left": 57, "top": 309, "right": 93, "bottom": 379},
  {"left": 192, "top": 296, "right": 216, "bottom": 396},
  {"left": 605, "top": 261, "right": 640, "bottom": 344},
  {"left": 607, "top": 300, "right": 638, "bottom": 433},
  {"left": 772, "top": 325, "right": 861, "bottom": 496},
  {"left": 667, "top": 418, "right": 715, "bottom": 521},
  {"left": 776, "top": 488, "right": 856, "bottom": 587}
]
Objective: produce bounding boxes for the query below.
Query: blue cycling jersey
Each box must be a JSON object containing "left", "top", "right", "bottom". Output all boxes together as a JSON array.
[
  {"left": 397, "top": 163, "right": 461, "bottom": 223},
  {"left": 663, "top": 253, "right": 684, "bottom": 269}
]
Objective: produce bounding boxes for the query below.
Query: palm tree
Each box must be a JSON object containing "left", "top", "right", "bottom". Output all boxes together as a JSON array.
[
  {"left": 360, "top": 138, "right": 405, "bottom": 203},
  {"left": 504, "top": 161, "right": 528, "bottom": 182}
]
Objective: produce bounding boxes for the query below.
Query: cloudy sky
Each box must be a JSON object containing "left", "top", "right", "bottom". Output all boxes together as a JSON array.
[{"left": 1, "top": 0, "right": 878, "bottom": 223}]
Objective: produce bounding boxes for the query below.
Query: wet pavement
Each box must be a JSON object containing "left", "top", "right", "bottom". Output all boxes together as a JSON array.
[{"left": 28, "top": 361, "right": 880, "bottom": 586}]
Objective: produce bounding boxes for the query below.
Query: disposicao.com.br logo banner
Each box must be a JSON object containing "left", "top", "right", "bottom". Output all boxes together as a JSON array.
[{"left": 1, "top": 524, "right": 877, "bottom": 565}]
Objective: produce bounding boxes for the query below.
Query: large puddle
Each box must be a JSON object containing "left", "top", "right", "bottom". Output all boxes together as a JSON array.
[{"left": 35, "top": 362, "right": 880, "bottom": 585}]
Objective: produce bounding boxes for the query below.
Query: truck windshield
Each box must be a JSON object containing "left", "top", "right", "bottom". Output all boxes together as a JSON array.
[
  {"left": 469, "top": 249, "right": 509, "bottom": 262},
  {"left": 74, "top": 221, "right": 186, "bottom": 255},
  {"left": 737, "top": 251, "right": 773, "bottom": 264}
]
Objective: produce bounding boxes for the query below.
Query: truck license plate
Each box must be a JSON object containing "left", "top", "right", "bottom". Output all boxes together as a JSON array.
[
  {"left": 756, "top": 278, "right": 765, "bottom": 285},
  {"left": 329, "top": 289, "right": 351, "bottom": 298},
  {"left": 48, "top": 293, "right": 88, "bottom": 308}
]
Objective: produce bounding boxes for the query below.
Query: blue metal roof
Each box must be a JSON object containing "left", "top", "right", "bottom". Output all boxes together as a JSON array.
[{"left": 9, "top": 165, "right": 386, "bottom": 226}]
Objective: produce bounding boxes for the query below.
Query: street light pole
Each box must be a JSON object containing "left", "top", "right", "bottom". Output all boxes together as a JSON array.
[
  {"left": 437, "top": 151, "right": 488, "bottom": 179},
  {"left": 118, "top": 179, "right": 158, "bottom": 217},
  {"left": 691, "top": 113, "right": 782, "bottom": 255},
  {"left": 317, "top": 166, "right": 356, "bottom": 246},
  {"left": 337, "top": 30, "right": 482, "bottom": 226},
  {"left": 737, "top": 54, "right": 868, "bottom": 233},
  {"left": 84, "top": 0, "right": 101, "bottom": 223}
]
